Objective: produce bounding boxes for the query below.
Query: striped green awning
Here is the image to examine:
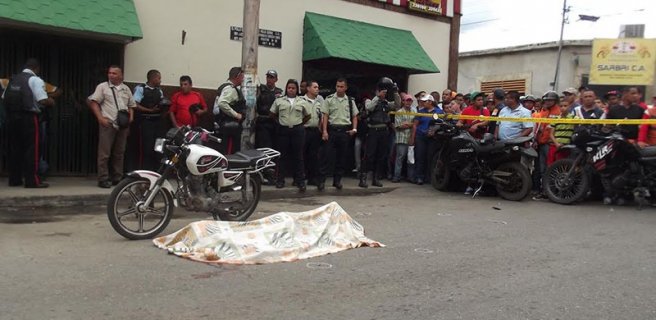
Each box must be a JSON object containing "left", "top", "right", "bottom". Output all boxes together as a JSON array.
[{"left": 303, "top": 12, "right": 439, "bottom": 74}]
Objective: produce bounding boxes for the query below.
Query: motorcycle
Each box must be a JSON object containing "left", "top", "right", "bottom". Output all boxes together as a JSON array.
[
  {"left": 543, "top": 127, "right": 656, "bottom": 207},
  {"left": 107, "top": 126, "right": 280, "bottom": 240},
  {"left": 429, "top": 122, "right": 536, "bottom": 201}
]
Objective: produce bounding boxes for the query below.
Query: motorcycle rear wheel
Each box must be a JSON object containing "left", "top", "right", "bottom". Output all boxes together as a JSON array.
[
  {"left": 107, "top": 177, "right": 174, "bottom": 240},
  {"left": 217, "top": 174, "right": 261, "bottom": 221},
  {"left": 495, "top": 162, "right": 531, "bottom": 201},
  {"left": 543, "top": 159, "right": 590, "bottom": 205}
]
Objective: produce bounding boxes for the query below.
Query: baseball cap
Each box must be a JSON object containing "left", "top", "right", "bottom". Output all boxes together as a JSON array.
[
  {"left": 265, "top": 70, "right": 278, "bottom": 77},
  {"left": 604, "top": 90, "right": 619, "bottom": 98},
  {"left": 493, "top": 88, "right": 505, "bottom": 100},
  {"left": 401, "top": 93, "right": 413, "bottom": 101},
  {"left": 470, "top": 91, "right": 484, "bottom": 99},
  {"left": 562, "top": 87, "right": 577, "bottom": 95},
  {"left": 419, "top": 94, "right": 435, "bottom": 102}
]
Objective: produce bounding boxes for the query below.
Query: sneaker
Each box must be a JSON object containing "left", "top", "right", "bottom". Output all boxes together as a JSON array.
[
  {"left": 391, "top": 178, "right": 401, "bottom": 183},
  {"left": 532, "top": 194, "right": 547, "bottom": 201},
  {"left": 416, "top": 179, "right": 424, "bottom": 185},
  {"left": 603, "top": 197, "right": 613, "bottom": 205},
  {"left": 616, "top": 197, "right": 626, "bottom": 206},
  {"left": 464, "top": 187, "right": 474, "bottom": 195},
  {"left": 275, "top": 181, "right": 285, "bottom": 189}
]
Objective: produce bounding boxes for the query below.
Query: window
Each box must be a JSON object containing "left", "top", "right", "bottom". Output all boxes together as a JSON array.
[{"left": 480, "top": 79, "right": 526, "bottom": 95}]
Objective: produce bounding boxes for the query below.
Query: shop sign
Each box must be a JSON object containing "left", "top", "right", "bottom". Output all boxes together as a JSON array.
[
  {"left": 408, "top": 0, "right": 443, "bottom": 15},
  {"left": 589, "top": 38, "right": 656, "bottom": 85},
  {"left": 230, "top": 26, "right": 282, "bottom": 49}
]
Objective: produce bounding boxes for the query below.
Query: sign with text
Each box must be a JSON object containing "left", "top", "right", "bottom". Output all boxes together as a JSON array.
[
  {"left": 230, "top": 26, "right": 282, "bottom": 49},
  {"left": 408, "top": 0, "right": 443, "bottom": 15},
  {"left": 589, "top": 38, "right": 656, "bottom": 85}
]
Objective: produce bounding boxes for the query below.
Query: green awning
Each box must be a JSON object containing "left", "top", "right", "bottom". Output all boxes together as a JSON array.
[
  {"left": 0, "top": 0, "right": 142, "bottom": 41},
  {"left": 303, "top": 12, "right": 439, "bottom": 74}
]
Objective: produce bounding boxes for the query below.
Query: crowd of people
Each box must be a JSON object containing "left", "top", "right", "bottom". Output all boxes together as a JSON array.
[{"left": 3, "top": 58, "right": 655, "bottom": 206}]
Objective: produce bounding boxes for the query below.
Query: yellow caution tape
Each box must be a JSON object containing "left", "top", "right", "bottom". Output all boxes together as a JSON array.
[{"left": 389, "top": 111, "right": 656, "bottom": 125}]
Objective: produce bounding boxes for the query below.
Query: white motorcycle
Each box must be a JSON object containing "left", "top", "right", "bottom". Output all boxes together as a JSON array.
[{"left": 107, "top": 126, "right": 280, "bottom": 240}]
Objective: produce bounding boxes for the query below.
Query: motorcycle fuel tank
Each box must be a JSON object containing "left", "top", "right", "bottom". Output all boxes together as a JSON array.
[{"left": 185, "top": 144, "right": 228, "bottom": 175}]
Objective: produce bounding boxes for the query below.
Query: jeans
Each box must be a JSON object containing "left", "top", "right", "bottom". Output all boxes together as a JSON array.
[
  {"left": 414, "top": 134, "right": 430, "bottom": 181},
  {"left": 393, "top": 143, "right": 408, "bottom": 180},
  {"left": 531, "top": 143, "right": 550, "bottom": 192}
]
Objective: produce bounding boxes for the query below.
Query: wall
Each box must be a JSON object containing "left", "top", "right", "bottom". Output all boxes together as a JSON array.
[
  {"left": 458, "top": 45, "right": 592, "bottom": 96},
  {"left": 124, "top": 0, "right": 450, "bottom": 95}
]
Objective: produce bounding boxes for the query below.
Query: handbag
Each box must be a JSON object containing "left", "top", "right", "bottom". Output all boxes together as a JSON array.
[
  {"left": 110, "top": 83, "right": 130, "bottom": 129},
  {"left": 407, "top": 146, "right": 415, "bottom": 164}
]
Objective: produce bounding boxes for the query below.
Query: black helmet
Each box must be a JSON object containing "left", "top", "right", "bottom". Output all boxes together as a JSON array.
[
  {"left": 542, "top": 91, "right": 559, "bottom": 101},
  {"left": 377, "top": 77, "right": 394, "bottom": 91}
]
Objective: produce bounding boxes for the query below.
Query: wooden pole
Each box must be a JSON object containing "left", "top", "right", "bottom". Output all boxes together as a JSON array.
[{"left": 240, "top": 0, "right": 260, "bottom": 150}]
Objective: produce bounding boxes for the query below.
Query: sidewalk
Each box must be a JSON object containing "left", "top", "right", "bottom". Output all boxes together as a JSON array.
[{"left": 0, "top": 176, "right": 397, "bottom": 209}]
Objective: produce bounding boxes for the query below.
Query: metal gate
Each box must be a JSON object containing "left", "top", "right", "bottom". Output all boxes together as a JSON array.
[{"left": 0, "top": 29, "right": 123, "bottom": 176}]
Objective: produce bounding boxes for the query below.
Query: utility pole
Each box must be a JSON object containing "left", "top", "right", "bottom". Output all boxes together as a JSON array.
[
  {"left": 552, "top": 0, "right": 568, "bottom": 91},
  {"left": 240, "top": 0, "right": 260, "bottom": 150}
]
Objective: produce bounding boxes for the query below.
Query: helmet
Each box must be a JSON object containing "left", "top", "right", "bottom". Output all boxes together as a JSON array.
[
  {"left": 542, "top": 91, "right": 559, "bottom": 101},
  {"left": 376, "top": 77, "right": 394, "bottom": 91}
]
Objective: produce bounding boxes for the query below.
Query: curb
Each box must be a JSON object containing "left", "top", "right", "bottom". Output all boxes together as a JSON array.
[{"left": 0, "top": 186, "right": 398, "bottom": 219}]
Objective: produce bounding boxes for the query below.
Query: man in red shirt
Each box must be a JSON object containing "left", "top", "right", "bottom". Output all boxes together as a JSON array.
[
  {"left": 456, "top": 91, "right": 489, "bottom": 139},
  {"left": 169, "top": 75, "right": 207, "bottom": 127}
]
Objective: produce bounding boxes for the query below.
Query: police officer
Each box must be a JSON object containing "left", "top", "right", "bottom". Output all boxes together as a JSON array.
[
  {"left": 213, "top": 66, "right": 245, "bottom": 154},
  {"left": 2, "top": 58, "right": 54, "bottom": 188},
  {"left": 319, "top": 78, "right": 359, "bottom": 191},
  {"left": 255, "top": 69, "right": 282, "bottom": 148},
  {"left": 300, "top": 80, "right": 323, "bottom": 188},
  {"left": 359, "top": 77, "right": 401, "bottom": 188},
  {"left": 270, "top": 79, "right": 310, "bottom": 192},
  {"left": 130, "top": 69, "right": 164, "bottom": 171}
]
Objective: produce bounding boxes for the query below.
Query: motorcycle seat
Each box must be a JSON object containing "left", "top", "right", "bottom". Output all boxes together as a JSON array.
[
  {"left": 476, "top": 142, "right": 505, "bottom": 153},
  {"left": 639, "top": 146, "right": 656, "bottom": 157},
  {"left": 503, "top": 136, "right": 532, "bottom": 145},
  {"left": 226, "top": 149, "right": 265, "bottom": 169}
]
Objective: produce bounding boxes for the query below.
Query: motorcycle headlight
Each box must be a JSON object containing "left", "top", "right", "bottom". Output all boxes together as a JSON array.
[{"left": 154, "top": 138, "right": 166, "bottom": 153}]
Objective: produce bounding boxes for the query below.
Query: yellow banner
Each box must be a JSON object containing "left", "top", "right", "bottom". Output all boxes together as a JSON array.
[{"left": 589, "top": 38, "right": 656, "bottom": 85}]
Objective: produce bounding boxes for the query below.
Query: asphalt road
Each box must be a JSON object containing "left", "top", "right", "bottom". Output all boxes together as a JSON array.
[{"left": 1, "top": 184, "right": 655, "bottom": 320}]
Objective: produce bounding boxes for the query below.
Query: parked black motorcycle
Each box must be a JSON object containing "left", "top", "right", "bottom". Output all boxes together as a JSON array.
[
  {"left": 543, "top": 127, "right": 656, "bottom": 207},
  {"left": 429, "top": 122, "right": 536, "bottom": 201}
]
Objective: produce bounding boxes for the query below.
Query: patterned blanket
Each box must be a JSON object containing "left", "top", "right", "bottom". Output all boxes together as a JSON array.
[{"left": 153, "top": 202, "right": 384, "bottom": 264}]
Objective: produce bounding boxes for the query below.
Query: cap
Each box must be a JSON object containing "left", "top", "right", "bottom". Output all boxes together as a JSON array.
[
  {"left": 562, "top": 87, "right": 577, "bottom": 95},
  {"left": 522, "top": 95, "right": 537, "bottom": 102},
  {"left": 604, "top": 90, "right": 619, "bottom": 98},
  {"left": 493, "top": 88, "right": 505, "bottom": 100},
  {"left": 470, "top": 91, "right": 484, "bottom": 99},
  {"left": 401, "top": 93, "right": 413, "bottom": 101},
  {"left": 266, "top": 70, "right": 278, "bottom": 77},
  {"left": 419, "top": 94, "right": 435, "bottom": 102}
]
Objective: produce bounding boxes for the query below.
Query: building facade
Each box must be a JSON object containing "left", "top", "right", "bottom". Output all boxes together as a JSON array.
[{"left": 0, "top": 0, "right": 459, "bottom": 175}]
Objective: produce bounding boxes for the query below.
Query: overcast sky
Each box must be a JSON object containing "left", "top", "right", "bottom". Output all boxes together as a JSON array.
[{"left": 460, "top": 0, "right": 656, "bottom": 52}]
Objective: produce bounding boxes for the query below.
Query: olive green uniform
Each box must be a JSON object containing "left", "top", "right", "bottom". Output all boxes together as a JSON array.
[
  {"left": 320, "top": 94, "right": 358, "bottom": 184},
  {"left": 270, "top": 96, "right": 309, "bottom": 186}
]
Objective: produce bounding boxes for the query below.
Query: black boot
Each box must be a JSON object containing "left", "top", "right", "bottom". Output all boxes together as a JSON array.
[
  {"left": 372, "top": 172, "right": 383, "bottom": 187},
  {"left": 333, "top": 176, "right": 343, "bottom": 190},
  {"left": 358, "top": 172, "right": 368, "bottom": 188}
]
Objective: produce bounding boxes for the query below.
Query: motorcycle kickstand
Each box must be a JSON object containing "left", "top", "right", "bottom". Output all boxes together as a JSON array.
[{"left": 472, "top": 182, "right": 484, "bottom": 198}]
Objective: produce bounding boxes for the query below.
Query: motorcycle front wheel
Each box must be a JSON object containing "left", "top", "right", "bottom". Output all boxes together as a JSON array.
[
  {"left": 107, "top": 177, "right": 174, "bottom": 240},
  {"left": 543, "top": 159, "right": 590, "bottom": 204},
  {"left": 495, "top": 162, "right": 531, "bottom": 201},
  {"left": 217, "top": 174, "right": 261, "bottom": 221},
  {"left": 430, "top": 155, "right": 451, "bottom": 191}
]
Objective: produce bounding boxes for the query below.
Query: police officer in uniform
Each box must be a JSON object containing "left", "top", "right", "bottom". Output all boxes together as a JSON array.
[
  {"left": 255, "top": 69, "right": 282, "bottom": 148},
  {"left": 300, "top": 80, "right": 323, "bottom": 188},
  {"left": 130, "top": 69, "right": 164, "bottom": 171},
  {"left": 213, "top": 66, "right": 245, "bottom": 154},
  {"left": 270, "top": 79, "right": 310, "bottom": 192},
  {"left": 3, "top": 58, "right": 54, "bottom": 188},
  {"left": 319, "top": 78, "right": 359, "bottom": 191},
  {"left": 359, "top": 77, "right": 401, "bottom": 188}
]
